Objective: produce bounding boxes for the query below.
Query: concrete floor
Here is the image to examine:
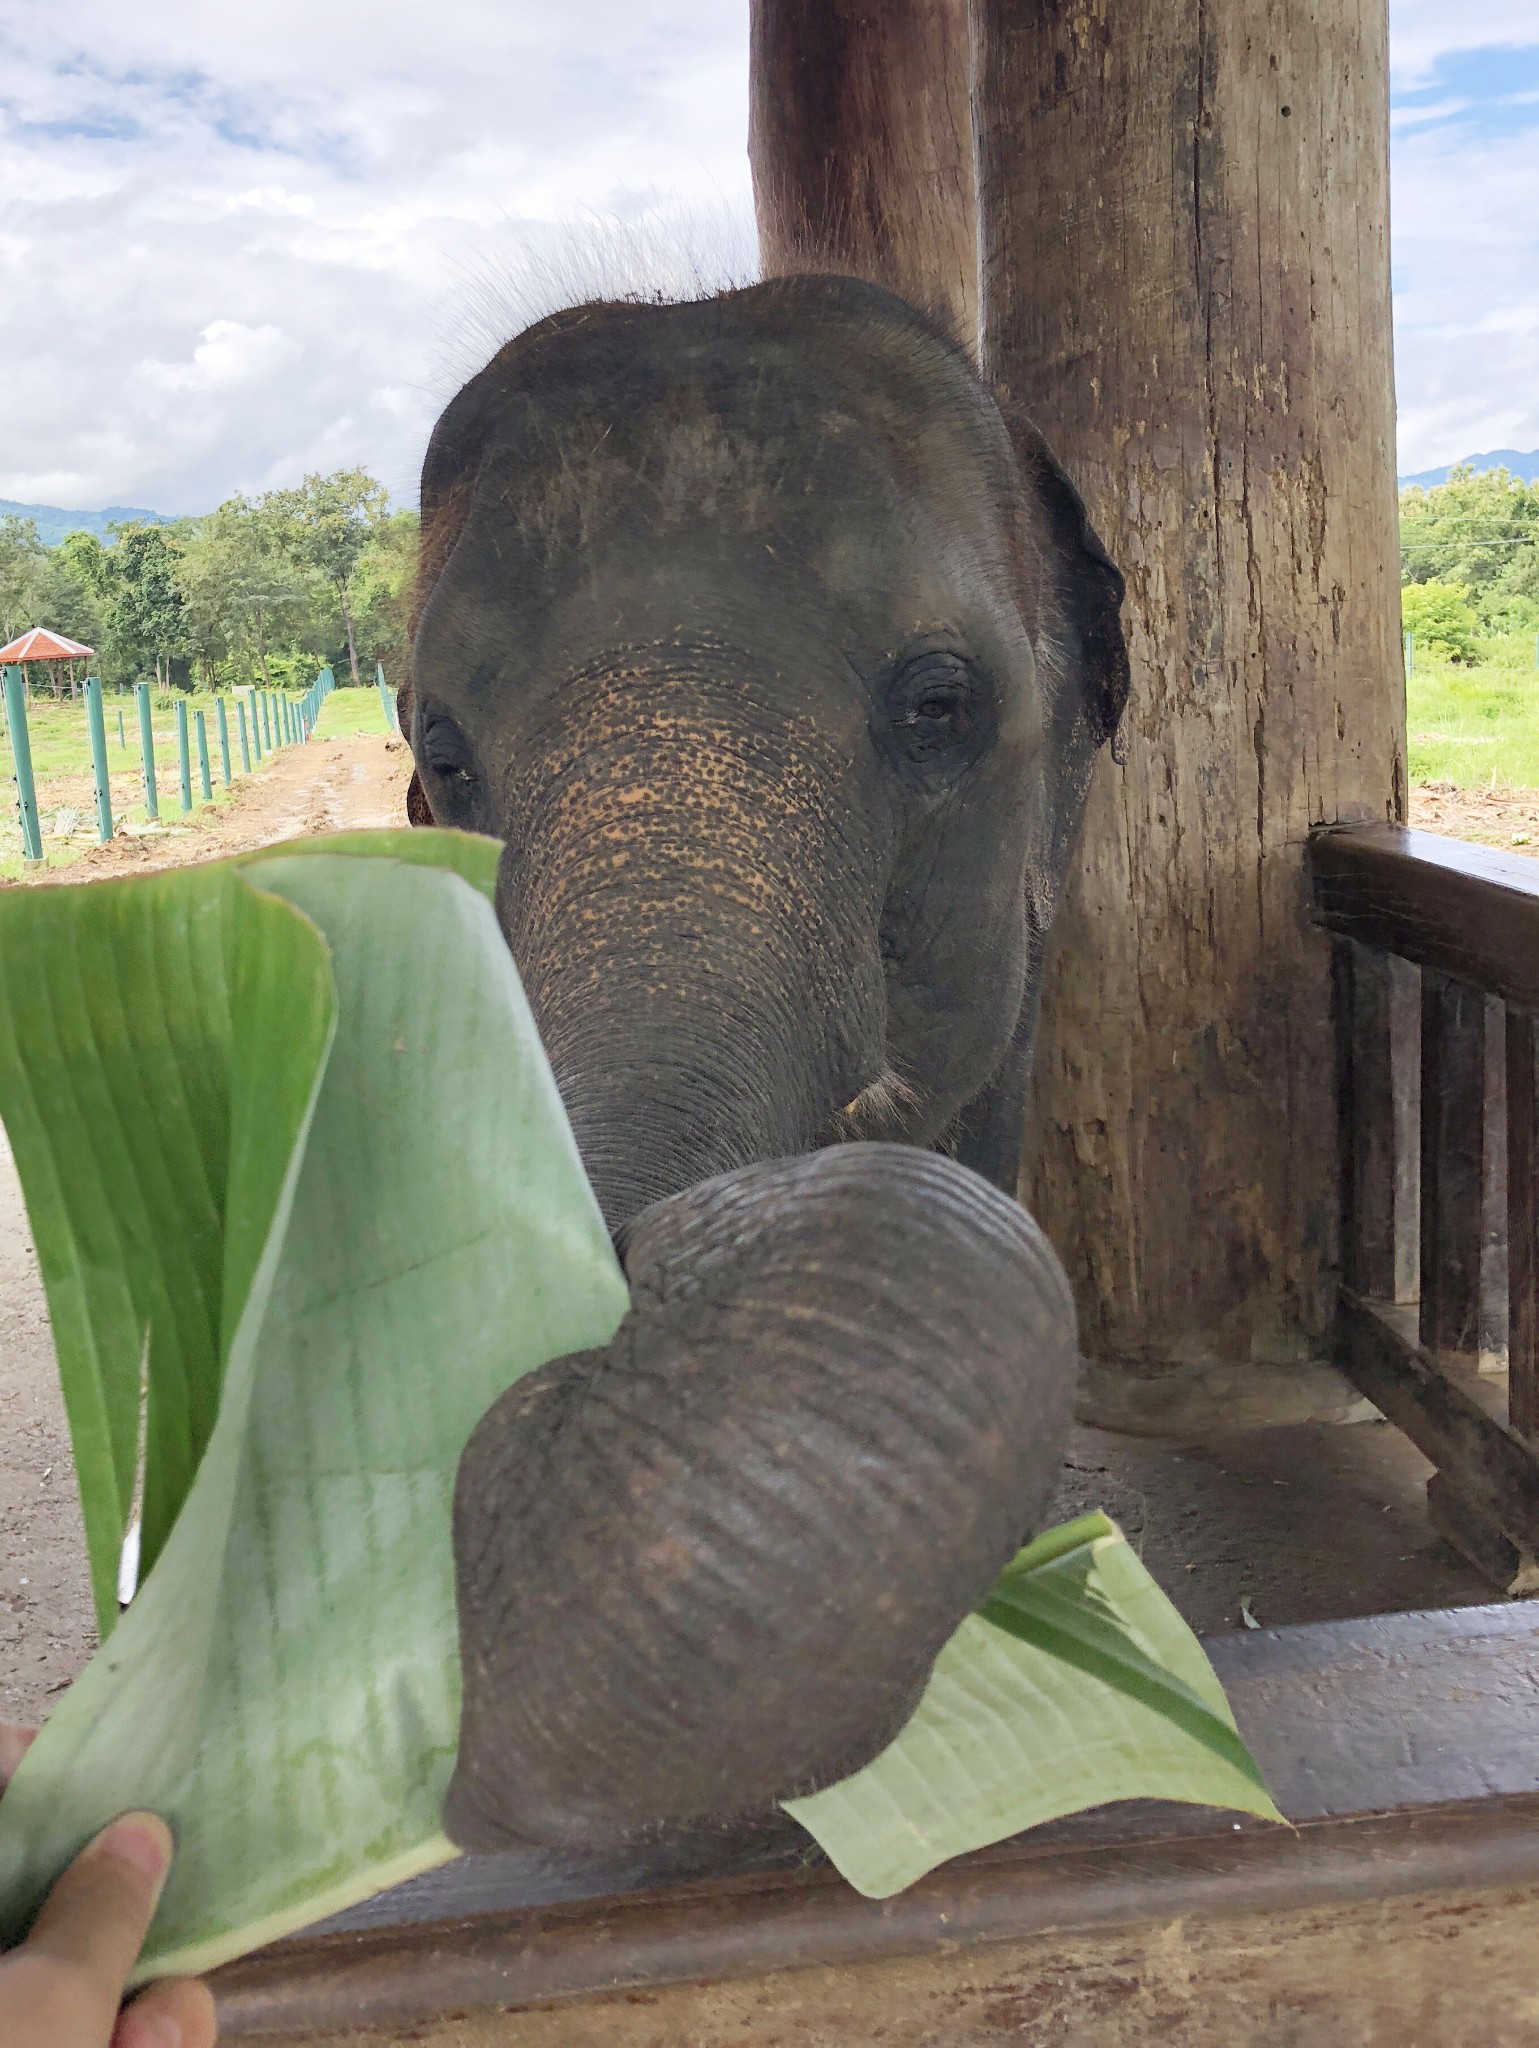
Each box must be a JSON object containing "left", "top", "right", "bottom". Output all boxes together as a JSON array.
[{"left": 1054, "top": 1417, "right": 1494, "bottom": 1635}]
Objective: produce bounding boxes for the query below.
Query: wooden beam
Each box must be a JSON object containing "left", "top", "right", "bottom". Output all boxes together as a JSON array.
[
  {"left": 973, "top": 0, "right": 1404, "bottom": 1392},
  {"left": 1335, "top": 1293, "right": 1539, "bottom": 1555},
  {"left": 1311, "top": 824, "right": 1539, "bottom": 1013},
  {"left": 749, "top": 0, "right": 978, "bottom": 353},
  {"left": 212, "top": 1602, "right": 1539, "bottom": 2040}
]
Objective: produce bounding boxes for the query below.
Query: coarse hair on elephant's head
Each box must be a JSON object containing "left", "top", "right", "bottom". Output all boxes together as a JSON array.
[{"left": 406, "top": 273, "right": 1130, "bottom": 1856}]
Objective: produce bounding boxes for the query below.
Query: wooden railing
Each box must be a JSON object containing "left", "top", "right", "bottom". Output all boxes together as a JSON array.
[{"left": 1310, "top": 823, "right": 1539, "bottom": 1593}]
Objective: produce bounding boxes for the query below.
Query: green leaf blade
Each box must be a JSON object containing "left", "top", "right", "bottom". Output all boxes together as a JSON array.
[
  {"left": 0, "top": 868, "right": 333, "bottom": 1627},
  {"left": 785, "top": 1518, "right": 1283, "bottom": 1899},
  {"left": 0, "top": 848, "right": 629, "bottom": 1979}
]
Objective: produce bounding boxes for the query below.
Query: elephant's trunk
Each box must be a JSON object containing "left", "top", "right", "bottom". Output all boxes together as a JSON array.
[{"left": 496, "top": 655, "right": 892, "bottom": 1229}]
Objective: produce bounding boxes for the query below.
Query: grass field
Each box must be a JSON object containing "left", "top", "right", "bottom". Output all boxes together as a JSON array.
[
  {"left": 1407, "top": 636, "right": 1539, "bottom": 788},
  {"left": 0, "top": 685, "right": 396, "bottom": 875}
]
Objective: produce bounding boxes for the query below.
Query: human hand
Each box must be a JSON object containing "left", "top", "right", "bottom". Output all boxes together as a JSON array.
[{"left": 0, "top": 1722, "right": 216, "bottom": 2048}]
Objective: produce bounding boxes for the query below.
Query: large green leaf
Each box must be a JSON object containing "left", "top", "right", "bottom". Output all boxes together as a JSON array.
[
  {"left": 783, "top": 1512, "right": 1284, "bottom": 1897},
  {"left": 0, "top": 867, "right": 334, "bottom": 1630},
  {"left": 0, "top": 837, "right": 627, "bottom": 1977}
]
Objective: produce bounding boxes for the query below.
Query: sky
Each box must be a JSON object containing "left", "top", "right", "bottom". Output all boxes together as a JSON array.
[{"left": 0, "top": 1, "right": 1534, "bottom": 515}]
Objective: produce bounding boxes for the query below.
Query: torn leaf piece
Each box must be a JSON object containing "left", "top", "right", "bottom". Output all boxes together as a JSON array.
[{"left": 784, "top": 1512, "right": 1283, "bottom": 1898}]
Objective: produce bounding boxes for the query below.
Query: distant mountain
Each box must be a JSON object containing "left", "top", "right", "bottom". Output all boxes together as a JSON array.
[
  {"left": 0, "top": 499, "right": 175, "bottom": 547},
  {"left": 1399, "top": 449, "right": 1539, "bottom": 490}
]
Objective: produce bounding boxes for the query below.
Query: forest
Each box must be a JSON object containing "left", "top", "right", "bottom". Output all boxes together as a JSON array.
[
  {"left": 0, "top": 469, "right": 414, "bottom": 695},
  {"left": 1399, "top": 463, "right": 1539, "bottom": 662}
]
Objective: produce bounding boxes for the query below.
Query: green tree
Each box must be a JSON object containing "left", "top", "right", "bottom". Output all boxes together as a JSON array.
[
  {"left": 265, "top": 470, "right": 389, "bottom": 688},
  {"left": 0, "top": 515, "right": 47, "bottom": 643},
  {"left": 350, "top": 509, "right": 418, "bottom": 683},
  {"left": 108, "top": 524, "right": 191, "bottom": 688},
  {"left": 177, "top": 498, "right": 319, "bottom": 690},
  {"left": 1401, "top": 579, "right": 1480, "bottom": 663},
  {"left": 1399, "top": 466, "right": 1539, "bottom": 620}
]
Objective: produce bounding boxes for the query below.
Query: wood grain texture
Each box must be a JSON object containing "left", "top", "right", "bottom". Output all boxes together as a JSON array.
[
  {"left": 973, "top": 0, "right": 1404, "bottom": 1382},
  {"left": 213, "top": 1876, "right": 1539, "bottom": 2047},
  {"left": 749, "top": 0, "right": 979, "bottom": 353},
  {"left": 214, "top": 1603, "right": 1539, "bottom": 2039},
  {"left": 1335, "top": 1295, "right": 1539, "bottom": 1556},
  {"left": 1509, "top": 1009, "right": 1539, "bottom": 1440}
]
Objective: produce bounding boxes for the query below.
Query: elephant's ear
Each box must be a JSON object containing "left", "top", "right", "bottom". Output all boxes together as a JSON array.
[{"left": 995, "top": 397, "right": 1131, "bottom": 758}]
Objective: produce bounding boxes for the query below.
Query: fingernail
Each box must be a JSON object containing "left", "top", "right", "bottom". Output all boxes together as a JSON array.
[
  {"left": 130, "top": 2015, "right": 182, "bottom": 2048},
  {"left": 93, "top": 1812, "right": 173, "bottom": 1887}
]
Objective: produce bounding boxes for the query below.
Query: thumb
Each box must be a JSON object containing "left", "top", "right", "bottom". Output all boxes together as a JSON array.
[{"left": 20, "top": 1813, "right": 174, "bottom": 2029}]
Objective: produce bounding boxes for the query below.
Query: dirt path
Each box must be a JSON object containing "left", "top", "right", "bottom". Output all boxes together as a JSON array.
[
  {"left": 1409, "top": 780, "right": 1539, "bottom": 855},
  {"left": 0, "top": 1122, "right": 94, "bottom": 1725},
  {"left": 11, "top": 731, "right": 414, "bottom": 888}
]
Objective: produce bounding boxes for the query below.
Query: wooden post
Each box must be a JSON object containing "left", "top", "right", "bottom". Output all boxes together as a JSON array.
[
  {"left": 195, "top": 708, "right": 213, "bottom": 802},
  {"left": 749, "top": 0, "right": 979, "bottom": 354},
  {"left": 136, "top": 682, "right": 159, "bottom": 822},
  {"left": 972, "top": 0, "right": 1405, "bottom": 1399},
  {"left": 176, "top": 699, "right": 192, "bottom": 813},
  {"left": 216, "top": 698, "right": 232, "bottom": 785},
  {"left": 84, "top": 676, "right": 113, "bottom": 844},
  {"left": 2, "top": 666, "right": 43, "bottom": 863}
]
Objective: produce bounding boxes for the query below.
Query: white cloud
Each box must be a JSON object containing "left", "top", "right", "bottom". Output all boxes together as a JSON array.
[
  {"left": 0, "top": 0, "right": 753, "bottom": 513},
  {"left": 1, "top": 3, "right": 1533, "bottom": 505}
]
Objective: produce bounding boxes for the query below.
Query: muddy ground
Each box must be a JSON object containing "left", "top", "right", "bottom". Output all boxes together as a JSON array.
[{"left": 0, "top": 757, "right": 1513, "bottom": 1726}]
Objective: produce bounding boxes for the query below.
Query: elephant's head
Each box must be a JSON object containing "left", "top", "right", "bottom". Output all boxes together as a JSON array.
[{"left": 407, "top": 275, "right": 1129, "bottom": 1852}]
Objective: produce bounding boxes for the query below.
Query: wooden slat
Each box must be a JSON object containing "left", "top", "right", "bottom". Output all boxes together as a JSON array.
[
  {"left": 1511, "top": 1010, "right": 1539, "bottom": 1442},
  {"left": 1311, "top": 824, "right": 1539, "bottom": 1011},
  {"left": 1336, "top": 1293, "right": 1539, "bottom": 1555},
  {"left": 1333, "top": 939, "right": 1419, "bottom": 1301},
  {"left": 1426, "top": 1472, "right": 1539, "bottom": 1596},
  {"left": 1416, "top": 976, "right": 1506, "bottom": 1371}
]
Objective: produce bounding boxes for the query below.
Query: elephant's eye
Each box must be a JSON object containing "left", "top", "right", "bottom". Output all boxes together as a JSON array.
[
  {"left": 883, "top": 652, "right": 989, "bottom": 768},
  {"left": 422, "top": 712, "right": 478, "bottom": 787}
]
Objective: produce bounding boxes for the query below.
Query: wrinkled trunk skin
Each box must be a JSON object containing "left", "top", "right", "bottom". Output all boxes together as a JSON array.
[
  {"left": 446, "top": 1145, "right": 1076, "bottom": 1850},
  {"left": 495, "top": 651, "right": 892, "bottom": 1231}
]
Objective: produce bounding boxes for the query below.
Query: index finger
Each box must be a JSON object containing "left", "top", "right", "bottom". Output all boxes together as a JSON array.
[{"left": 21, "top": 1813, "right": 173, "bottom": 2023}]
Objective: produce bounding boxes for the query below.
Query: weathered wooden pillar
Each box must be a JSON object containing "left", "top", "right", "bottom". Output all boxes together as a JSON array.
[
  {"left": 972, "top": 0, "right": 1405, "bottom": 1403},
  {"left": 749, "top": 0, "right": 978, "bottom": 354}
]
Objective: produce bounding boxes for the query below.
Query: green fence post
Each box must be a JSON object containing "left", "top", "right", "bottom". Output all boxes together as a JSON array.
[
  {"left": 85, "top": 675, "right": 113, "bottom": 843},
  {"left": 195, "top": 708, "right": 213, "bottom": 801},
  {"left": 237, "top": 699, "right": 252, "bottom": 773},
  {"left": 216, "top": 698, "right": 232, "bottom": 784},
  {"left": 118, "top": 707, "right": 126, "bottom": 749},
  {"left": 136, "top": 681, "right": 159, "bottom": 820},
  {"left": 176, "top": 699, "right": 192, "bottom": 813},
  {"left": 248, "top": 692, "right": 262, "bottom": 761},
  {"left": 3, "top": 665, "right": 43, "bottom": 862},
  {"left": 262, "top": 694, "right": 274, "bottom": 753}
]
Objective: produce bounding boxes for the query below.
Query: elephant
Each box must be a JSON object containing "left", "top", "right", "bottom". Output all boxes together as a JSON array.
[{"left": 402, "top": 273, "right": 1130, "bottom": 1853}]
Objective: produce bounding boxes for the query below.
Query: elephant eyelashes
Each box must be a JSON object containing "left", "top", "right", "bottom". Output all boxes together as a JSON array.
[{"left": 883, "top": 653, "right": 991, "bottom": 771}]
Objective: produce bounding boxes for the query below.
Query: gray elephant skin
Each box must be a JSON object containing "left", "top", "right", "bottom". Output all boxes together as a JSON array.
[{"left": 403, "top": 274, "right": 1130, "bottom": 1853}]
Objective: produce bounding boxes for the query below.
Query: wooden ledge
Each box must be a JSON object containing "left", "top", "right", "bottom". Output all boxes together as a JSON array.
[
  {"left": 214, "top": 1601, "right": 1539, "bottom": 2039},
  {"left": 1310, "top": 821, "right": 1539, "bottom": 1010}
]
